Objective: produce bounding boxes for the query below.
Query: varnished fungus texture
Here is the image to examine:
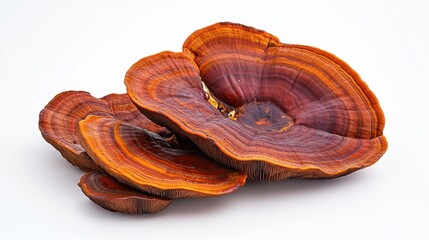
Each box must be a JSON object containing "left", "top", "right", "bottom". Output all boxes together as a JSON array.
[
  {"left": 183, "top": 22, "right": 384, "bottom": 139},
  {"left": 79, "top": 171, "right": 171, "bottom": 214},
  {"left": 126, "top": 22, "right": 387, "bottom": 181},
  {"left": 39, "top": 91, "right": 169, "bottom": 171},
  {"left": 78, "top": 116, "right": 247, "bottom": 198},
  {"left": 101, "top": 93, "right": 170, "bottom": 136}
]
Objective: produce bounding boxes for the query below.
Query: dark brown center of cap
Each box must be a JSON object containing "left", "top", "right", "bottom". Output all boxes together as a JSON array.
[{"left": 234, "top": 102, "right": 294, "bottom": 132}]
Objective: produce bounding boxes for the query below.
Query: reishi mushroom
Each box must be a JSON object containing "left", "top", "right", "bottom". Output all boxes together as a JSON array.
[
  {"left": 39, "top": 22, "right": 388, "bottom": 214},
  {"left": 125, "top": 22, "right": 388, "bottom": 181},
  {"left": 40, "top": 90, "right": 246, "bottom": 212},
  {"left": 79, "top": 171, "right": 171, "bottom": 214},
  {"left": 78, "top": 115, "right": 247, "bottom": 198},
  {"left": 39, "top": 91, "right": 169, "bottom": 171}
]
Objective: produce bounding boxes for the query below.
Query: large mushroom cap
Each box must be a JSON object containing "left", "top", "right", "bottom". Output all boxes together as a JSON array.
[
  {"left": 125, "top": 22, "right": 388, "bottom": 181},
  {"left": 79, "top": 171, "right": 171, "bottom": 214},
  {"left": 78, "top": 115, "right": 247, "bottom": 198},
  {"left": 39, "top": 91, "right": 169, "bottom": 171}
]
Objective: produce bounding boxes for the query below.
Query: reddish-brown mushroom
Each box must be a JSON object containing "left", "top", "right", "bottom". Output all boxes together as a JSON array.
[
  {"left": 78, "top": 115, "right": 247, "bottom": 198},
  {"left": 79, "top": 171, "right": 171, "bottom": 214},
  {"left": 125, "top": 22, "right": 388, "bottom": 181},
  {"left": 39, "top": 91, "right": 169, "bottom": 171}
]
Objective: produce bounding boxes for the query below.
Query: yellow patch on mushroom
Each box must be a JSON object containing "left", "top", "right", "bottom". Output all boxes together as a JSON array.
[{"left": 201, "top": 81, "right": 219, "bottom": 109}]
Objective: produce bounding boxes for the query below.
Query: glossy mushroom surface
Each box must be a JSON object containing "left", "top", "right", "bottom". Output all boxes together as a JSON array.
[
  {"left": 79, "top": 171, "right": 171, "bottom": 214},
  {"left": 125, "top": 22, "right": 388, "bottom": 181},
  {"left": 39, "top": 91, "right": 169, "bottom": 171},
  {"left": 78, "top": 115, "right": 247, "bottom": 198}
]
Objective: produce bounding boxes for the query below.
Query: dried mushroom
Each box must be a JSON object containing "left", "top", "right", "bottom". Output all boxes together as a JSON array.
[
  {"left": 39, "top": 22, "right": 388, "bottom": 214},
  {"left": 125, "top": 22, "right": 387, "bottom": 181},
  {"left": 79, "top": 171, "right": 171, "bottom": 214},
  {"left": 78, "top": 115, "right": 247, "bottom": 198}
]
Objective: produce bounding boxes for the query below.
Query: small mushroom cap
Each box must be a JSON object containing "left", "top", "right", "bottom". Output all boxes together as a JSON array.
[
  {"left": 39, "top": 91, "right": 169, "bottom": 171},
  {"left": 125, "top": 23, "right": 388, "bottom": 181},
  {"left": 78, "top": 115, "right": 247, "bottom": 198},
  {"left": 79, "top": 171, "right": 171, "bottom": 214}
]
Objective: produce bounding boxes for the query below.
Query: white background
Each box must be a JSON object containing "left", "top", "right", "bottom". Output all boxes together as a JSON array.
[{"left": 1, "top": 0, "right": 428, "bottom": 239}]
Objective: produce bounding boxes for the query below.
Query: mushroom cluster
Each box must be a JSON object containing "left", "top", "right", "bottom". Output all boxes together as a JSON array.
[{"left": 39, "top": 22, "right": 387, "bottom": 214}]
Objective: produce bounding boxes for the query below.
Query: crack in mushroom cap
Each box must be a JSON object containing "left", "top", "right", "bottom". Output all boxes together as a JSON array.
[
  {"left": 39, "top": 91, "right": 170, "bottom": 171},
  {"left": 125, "top": 22, "right": 388, "bottom": 181},
  {"left": 79, "top": 171, "right": 171, "bottom": 214},
  {"left": 78, "top": 115, "right": 247, "bottom": 198}
]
